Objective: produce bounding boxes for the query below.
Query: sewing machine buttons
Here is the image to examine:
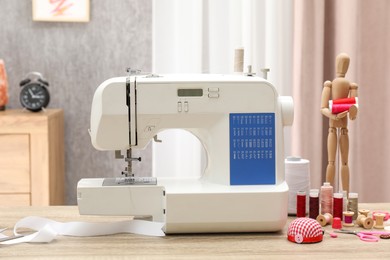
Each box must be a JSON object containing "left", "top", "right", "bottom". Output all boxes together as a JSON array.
[
  {"left": 208, "top": 92, "right": 219, "bottom": 98},
  {"left": 178, "top": 101, "right": 189, "bottom": 112},
  {"left": 208, "top": 87, "right": 219, "bottom": 92},
  {"left": 208, "top": 87, "right": 220, "bottom": 98}
]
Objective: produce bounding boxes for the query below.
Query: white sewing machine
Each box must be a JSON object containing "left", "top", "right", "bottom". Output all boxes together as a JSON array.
[{"left": 77, "top": 73, "right": 293, "bottom": 234}]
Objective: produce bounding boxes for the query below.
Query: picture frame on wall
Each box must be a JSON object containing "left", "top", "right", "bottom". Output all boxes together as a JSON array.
[{"left": 32, "top": 0, "right": 90, "bottom": 22}]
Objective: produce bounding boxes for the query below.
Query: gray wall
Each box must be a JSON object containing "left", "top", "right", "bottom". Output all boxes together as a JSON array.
[{"left": 0, "top": 0, "right": 152, "bottom": 204}]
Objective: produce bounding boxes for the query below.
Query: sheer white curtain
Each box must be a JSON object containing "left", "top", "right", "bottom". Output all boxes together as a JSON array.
[{"left": 152, "top": 0, "right": 293, "bottom": 177}]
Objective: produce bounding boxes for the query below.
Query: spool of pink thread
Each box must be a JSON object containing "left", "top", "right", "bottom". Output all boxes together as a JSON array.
[
  {"left": 320, "top": 182, "right": 333, "bottom": 215},
  {"left": 331, "top": 104, "right": 354, "bottom": 114},
  {"left": 343, "top": 211, "right": 355, "bottom": 227},
  {"left": 329, "top": 97, "right": 358, "bottom": 114}
]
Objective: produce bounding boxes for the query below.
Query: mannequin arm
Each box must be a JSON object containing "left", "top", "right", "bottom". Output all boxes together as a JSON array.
[
  {"left": 349, "top": 83, "right": 358, "bottom": 120},
  {"left": 350, "top": 82, "right": 358, "bottom": 98},
  {"left": 321, "top": 81, "right": 337, "bottom": 119}
]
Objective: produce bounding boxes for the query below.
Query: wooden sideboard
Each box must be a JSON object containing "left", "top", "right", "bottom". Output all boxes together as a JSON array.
[{"left": 0, "top": 109, "right": 64, "bottom": 205}]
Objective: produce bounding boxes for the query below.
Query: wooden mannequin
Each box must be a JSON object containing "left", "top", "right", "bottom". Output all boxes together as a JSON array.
[{"left": 321, "top": 53, "right": 358, "bottom": 194}]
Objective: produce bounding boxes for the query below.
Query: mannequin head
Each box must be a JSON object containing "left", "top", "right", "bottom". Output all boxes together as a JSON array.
[{"left": 336, "top": 53, "right": 350, "bottom": 78}]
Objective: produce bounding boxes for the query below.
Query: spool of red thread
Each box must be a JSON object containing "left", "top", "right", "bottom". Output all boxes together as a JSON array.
[
  {"left": 296, "top": 191, "right": 306, "bottom": 218},
  {"left": 331, "top": 104, "right": 354, "bottom": 114},
  {"left": 332, "top": 97, "right": 357, "bottom": 104},
  {"left": 309, "top": 189, "right": 319, "bottom": 219},
  {"left": 329, "top": 97, "right": 358, "bottom": 114},
  {"left": 333, "top": 193, "right": 343, "bottom": 219}
]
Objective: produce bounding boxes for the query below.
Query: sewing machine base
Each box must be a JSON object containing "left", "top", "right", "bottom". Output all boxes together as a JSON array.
[{"left": 77, "top": 178, "right": 288, "bottom": 234}]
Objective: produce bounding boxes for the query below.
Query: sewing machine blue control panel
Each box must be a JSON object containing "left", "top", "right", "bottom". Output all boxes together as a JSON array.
[{"left": 229, "top": 113, "right": 276, "bottom": 185}]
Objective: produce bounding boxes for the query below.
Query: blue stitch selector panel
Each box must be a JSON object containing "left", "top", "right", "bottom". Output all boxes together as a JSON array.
[{"left": 229, "top": 113, "right": 276, "bottom": 185}]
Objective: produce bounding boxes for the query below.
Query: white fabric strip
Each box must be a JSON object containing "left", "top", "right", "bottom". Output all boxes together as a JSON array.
[{"left": 0, "top": 216, "right": 165, "bottom": 245}]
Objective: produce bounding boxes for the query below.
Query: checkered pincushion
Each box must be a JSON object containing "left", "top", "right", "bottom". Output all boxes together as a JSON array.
[{"left": 287, "top": 217, "right": 323, "bottom": 244}]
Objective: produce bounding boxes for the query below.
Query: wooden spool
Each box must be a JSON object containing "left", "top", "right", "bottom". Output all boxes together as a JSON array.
[
  {"left": 356, "top": 209, "right": 373, "bottom": 229},
  {"left": 342, "top": 211, "right": 355, "bottom": 227},
  {"left": 359, "top": 209, "right": 370, "bottom": 217},
  {"left": 316, "top": 213, "right": 333, "bottom": 227},
  {"left": 374, "top": 213, "right": 386, "bottom": 229},
  {"left": 356, "top": 215, "right": 374, "bottom": 229}
]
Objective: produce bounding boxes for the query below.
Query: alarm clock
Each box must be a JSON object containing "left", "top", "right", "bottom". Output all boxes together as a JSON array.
[{"left": 19, "top": 72, "right": 50, "bottom": 112}]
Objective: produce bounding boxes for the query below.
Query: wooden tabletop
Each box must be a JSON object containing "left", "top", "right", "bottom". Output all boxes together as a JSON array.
[{"left": 0, "top": 204, "right": 389, "bottom": 259}]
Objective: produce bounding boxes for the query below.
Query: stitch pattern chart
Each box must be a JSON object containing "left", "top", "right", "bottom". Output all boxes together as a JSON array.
[{"left": 229, "top": 113, "right": 276, "bottom": 185}]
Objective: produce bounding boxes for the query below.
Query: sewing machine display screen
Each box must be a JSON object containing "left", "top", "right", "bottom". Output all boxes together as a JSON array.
[
  {"left": 230, "top": 113, "right": 276, "bottom": 185},
  {"left": 177, "top": 89, "right": 203, "bottom": 97}
]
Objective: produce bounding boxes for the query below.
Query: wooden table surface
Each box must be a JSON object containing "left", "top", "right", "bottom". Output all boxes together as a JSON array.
[{"left": 0, "top": 203, "right": 389, "bottom": 259}]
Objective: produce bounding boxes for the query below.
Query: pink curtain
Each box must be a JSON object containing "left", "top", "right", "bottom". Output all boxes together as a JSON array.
[{"left": 292, "top": 0, "right": 390, "bottom": 202}]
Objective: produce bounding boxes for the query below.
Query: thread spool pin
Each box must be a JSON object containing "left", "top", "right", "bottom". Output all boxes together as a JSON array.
[
  {"left": 245, "top": 65, "right": 256, "bottom": 77},
  {"left": 261, "top": 68, "right": 270, "bottom": 79}
]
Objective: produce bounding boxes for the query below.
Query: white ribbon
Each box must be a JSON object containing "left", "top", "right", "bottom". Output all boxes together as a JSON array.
[{"left": 0, "top": 216, "right": 165, "bottom": 245}]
